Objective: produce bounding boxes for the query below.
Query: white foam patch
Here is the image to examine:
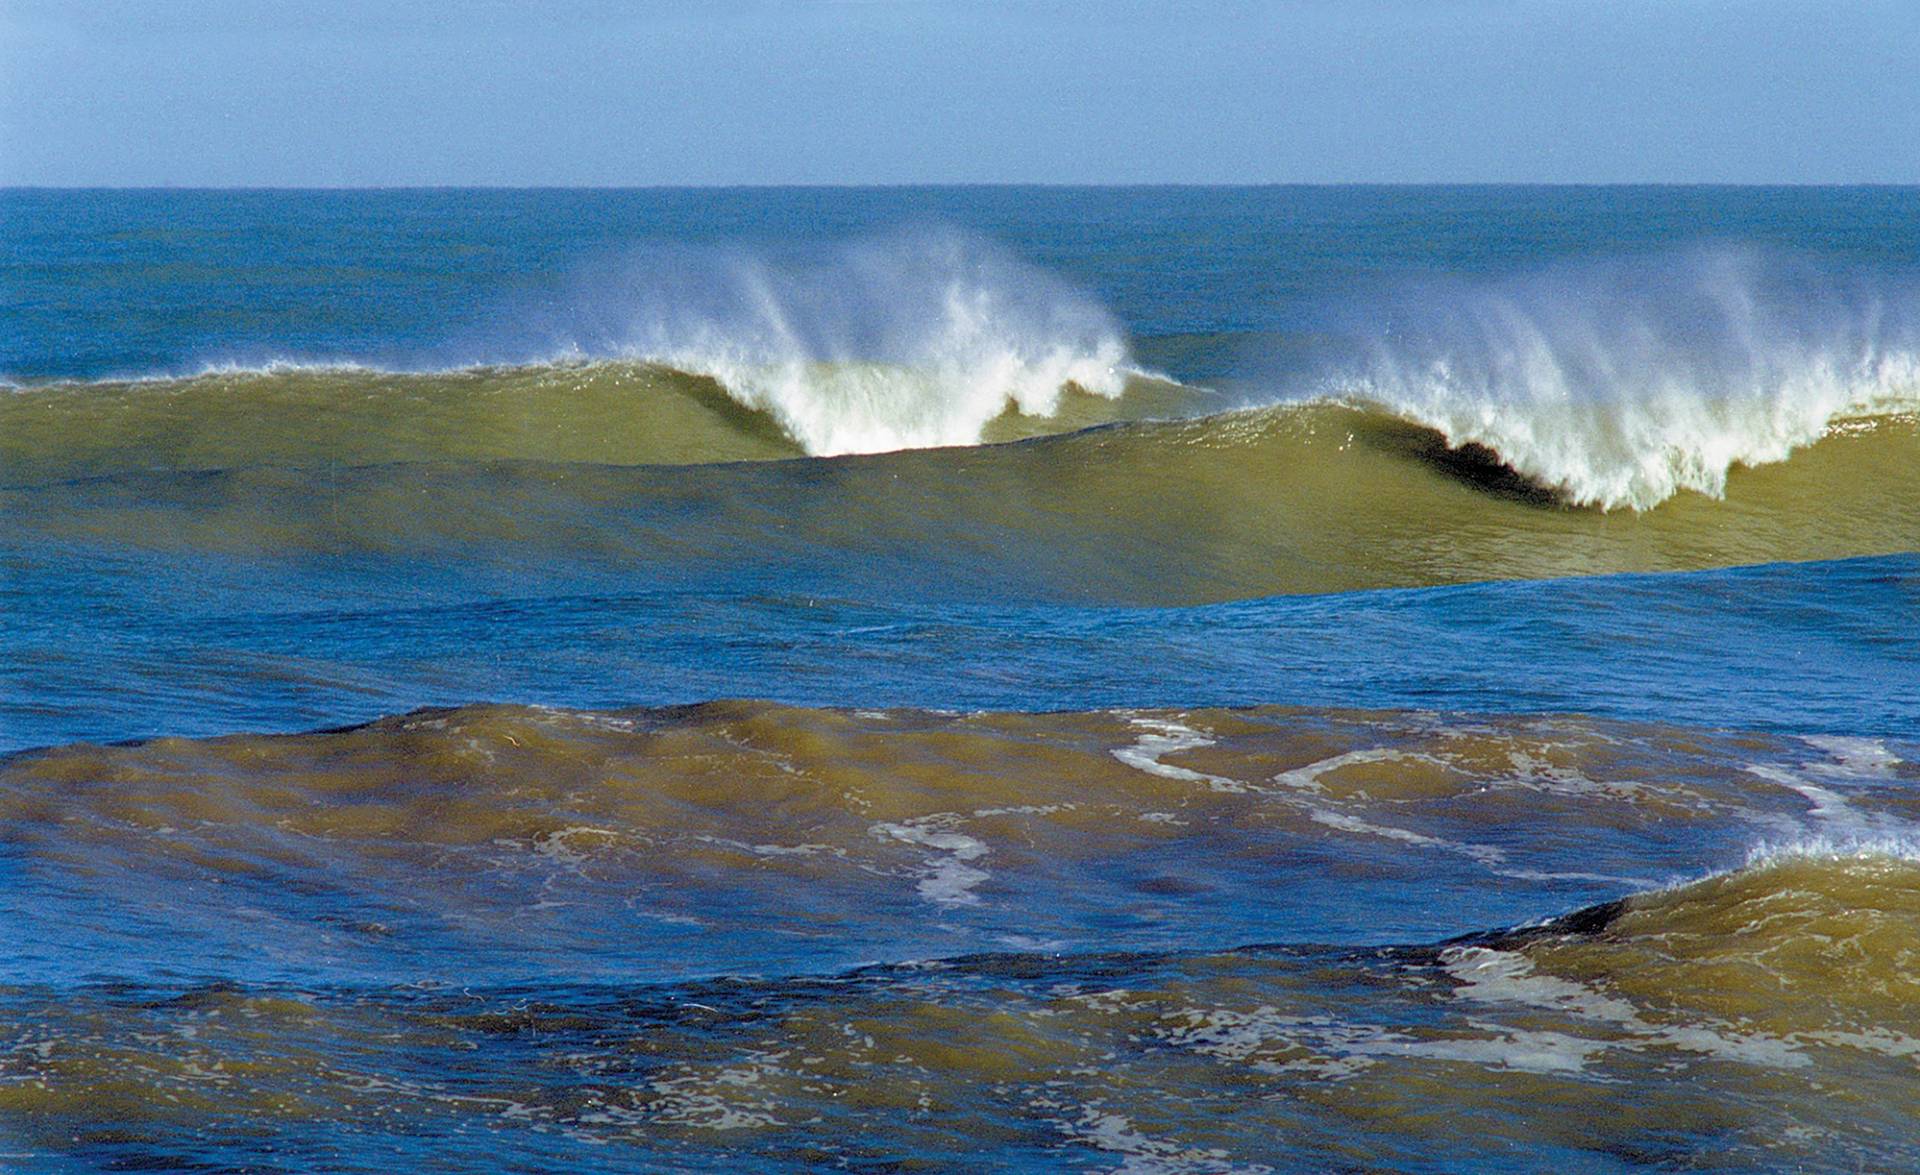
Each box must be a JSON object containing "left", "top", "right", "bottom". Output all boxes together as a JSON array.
[
  {"left": 1261, "top": 747, "right": 1650, "bottom": 882},
  {"left": 996, "top": 933, "right": 1072, "bottom": 952},
  {"left": 1269, "top": 748, "right": 1412, "bottom": 795},
  {"left": 871, "top": 817, "right": 992, "bottom": 908},
  {"left": 532, "top": 826, "right": 620, "bottom": 867},
  {"left": 556, "top": 709, "right": 643, "bottom": 734},
  {"left": 1348, "top": 1027, "right": 1612, "bottom": 1075},
  {"left": 1112, "top": 717, "right": 1246, "bottom": 792},
  {"left": 1747, "top": 742, "right": 1920, "bottom": 837},
  {"left": 1801, "top": 735, "right": 1903, "bottom": 779},
  {"left": 1164, "top": 1006, "right": 1612, "bottom": 1077},
  {"left": 1744, "top": 764, "right": 1864, "bottom": 826},
  {"left": 1440, "top": 946, "right": 1810, "bottom": 1071},
  {"left": 643, "top": 1058, "right": 784, "bottom": 1130},
  {"left": 1742, "top": 833, "right": 1920, "bottom": 868},
  {"left": 694, "top": 835, "right": 842, "bottom": 859},
  {"left": 1803, "top": 1028, "right": 1920, "bottom": 1060},
  {"left": 1738, "top": 735, "right": 1916, "bottom": 842},
  {"left": 1501, "top": 749, "right": 1660, "bottom": 803},
  {"left": 1442, "top": 947, "right": 1641, "bottom": 1024},
  {"left": 1062, "top": 1108, "right": 1253, "bottom": 1174},
  {"left": 1658, "top": 1025, "right": 1810, "bottom": 1069},
  {"left": 972, "top": 803, "right": 1075, "bottom": 818},
  {"left": 1308, "top": 809, "right": 1510, "bottom": 871},
  {"left": 1156, "top": 1004, "right": 1307, "bottom": 1063},
  {"left": 143, "top": 358, "right": 393, "bottom": 383}
]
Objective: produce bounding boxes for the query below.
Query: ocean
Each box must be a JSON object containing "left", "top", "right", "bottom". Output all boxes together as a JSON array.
[{"left": 2, "top": 186, "right": 1917, "bottom": 1172}]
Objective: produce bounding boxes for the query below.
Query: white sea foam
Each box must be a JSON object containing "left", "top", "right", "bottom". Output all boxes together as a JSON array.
[
  {"left": 1741, "top": 833, "right": 1920, "bottom": 869},
  {"left": 1349, "top": 1025, "right": 1612, "bottom": 1075},
  {"left": 1745, "top": 735, "right": 1915, "bottom": 836},
  {"left": 1611, "top": 833, "right": 1920, "bottom": 913},
  {"left": 1439, "top": 946, "right": 1810, "bottom": 1071},
  {"left": 27, "top": 232, "right": 1142, "bottom": 458},
  {"left": 871, "top": 816, "right": 993, "bottom": 907},
  {"left": 1322, "top": 246, "right": 1920, "bottom": 509},
  {"left": 1112, "top": 717, "right": 1245, "bottom": 792},
  {"left": 1744, "top": 764, "right": 1864, "bottom": 826},
  {"left": 1442, "top": 946, "right": 1641, "bottom": 1024},
  {"left": 1060, "top": 1108, "right": 1254, "bottom": 1174},
  {"left": 1800, "top": 735, "right": 1902, "bottom": 779}
]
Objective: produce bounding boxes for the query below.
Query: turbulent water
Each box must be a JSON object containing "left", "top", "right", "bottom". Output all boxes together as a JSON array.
[{"left": 3, "top": 186, "right": 1918, "bottom": 1172}]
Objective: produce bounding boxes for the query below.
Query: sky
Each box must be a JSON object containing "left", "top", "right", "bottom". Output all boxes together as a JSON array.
[{"left": 2, "top": 0, "right": 1917, "bottom": 186}]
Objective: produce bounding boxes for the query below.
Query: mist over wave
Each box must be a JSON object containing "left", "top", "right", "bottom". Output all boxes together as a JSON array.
[
  {"left": 523, "top": 230, "right": 1136, "bottom": 455},
  {"left": 1316, "top": 246, "right": 1920, "bottom": 509}
]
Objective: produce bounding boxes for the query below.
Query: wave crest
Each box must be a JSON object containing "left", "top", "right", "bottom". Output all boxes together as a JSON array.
[
  {"left": 1324, "top": 247, "right": 1920, "bottom": 509},
  {"left": 539, "top": 230, "right": 1135, "bottom": 455}
]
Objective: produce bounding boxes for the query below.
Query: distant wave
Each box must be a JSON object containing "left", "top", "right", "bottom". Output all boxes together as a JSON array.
[
  {"left": 12, "top": 241, "right": 1920, "bottom": 518},
  {"left": 1312, "top": 245, "right": 1920, "bottom": 509}
]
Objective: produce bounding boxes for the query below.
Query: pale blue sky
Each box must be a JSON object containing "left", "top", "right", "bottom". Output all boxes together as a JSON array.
[{"left": 3, "top": 0, "right": 1917, "bottom": 186}]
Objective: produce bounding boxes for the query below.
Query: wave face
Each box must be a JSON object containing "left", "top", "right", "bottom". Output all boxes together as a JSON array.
[
  {"left": 8, "top": 398, "right": 1915, "bottom": 606},
  {"left": 1323, "top": 247, "right": 1920, "bottom": 509},
  {"left": 1486, "top": 840, "right": 1920, "bottom": 1044},
  {"left": 0, "top": 361, "right": 1191, "bottom": 483}
]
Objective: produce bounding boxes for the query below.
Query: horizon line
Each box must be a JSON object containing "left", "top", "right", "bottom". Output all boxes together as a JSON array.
[{"left": 5, "top": 180, "right": 1920, "bottom": 193}]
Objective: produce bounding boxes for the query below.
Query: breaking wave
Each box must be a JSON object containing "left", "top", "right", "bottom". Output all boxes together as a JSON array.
[
  {"left": 525, "top": 229, "right": 1140, "bottom": 454},
  {"left": 10, "top": 241, "right": 1920, "bottom": 521},
  {"left": 1319, "top": 245, "right": 1920, "bottom": 509}
]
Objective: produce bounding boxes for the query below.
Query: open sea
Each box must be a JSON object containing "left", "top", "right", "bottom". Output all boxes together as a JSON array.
[{"left": 2, "top": 186, "right": 1918, "bottom": 1172}]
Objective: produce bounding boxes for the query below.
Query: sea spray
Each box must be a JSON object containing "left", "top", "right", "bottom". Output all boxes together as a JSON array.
[
  {"left": 533, "top": 229, "right": 1136, "bottom": 454},
  {"left": 1318, "top": 246, "right": 1920, "bottom": 509}
]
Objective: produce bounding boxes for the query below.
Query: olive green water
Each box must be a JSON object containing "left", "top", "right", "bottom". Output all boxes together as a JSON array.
[
  {"left": 5, "top": 365, "right": 1916, "bottom": 605},
  {"left": 3, "top": 702, "right": 1917, "bottom": 1172}
]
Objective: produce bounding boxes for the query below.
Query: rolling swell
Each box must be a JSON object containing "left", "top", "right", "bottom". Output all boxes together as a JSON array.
[
  {"left": 12, "top": 245, "right": 1919, "bottom": 517},
  {"left": 0, "top": 360, "right": 1185, "bottom": 482},
  {"left": 8, "top": 699, "right": 1914, "bottom": 984},
  {"left": 1466, "top": 839, "right": 1920, "bottom": 1041},
  {"left": 7, "top": 391, "right": 1915, "bottom": 601}
]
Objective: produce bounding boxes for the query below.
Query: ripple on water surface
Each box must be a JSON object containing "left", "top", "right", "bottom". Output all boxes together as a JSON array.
[{"left": 2, "top": 703, "right": 1917, "bottom": 1170}]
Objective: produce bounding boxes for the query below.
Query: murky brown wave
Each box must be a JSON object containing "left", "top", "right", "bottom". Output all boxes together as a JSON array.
[{"left": 3, "top": 702, "right": 1916, "bottom": 1170}]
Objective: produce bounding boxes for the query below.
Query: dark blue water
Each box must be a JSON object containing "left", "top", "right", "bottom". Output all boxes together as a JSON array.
[
  {"left": 10, "top": 185, "right": 1920, "bottom": 384},
  {"left": 4, "top": 551, "right": 1915, "bottom": 753}
]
